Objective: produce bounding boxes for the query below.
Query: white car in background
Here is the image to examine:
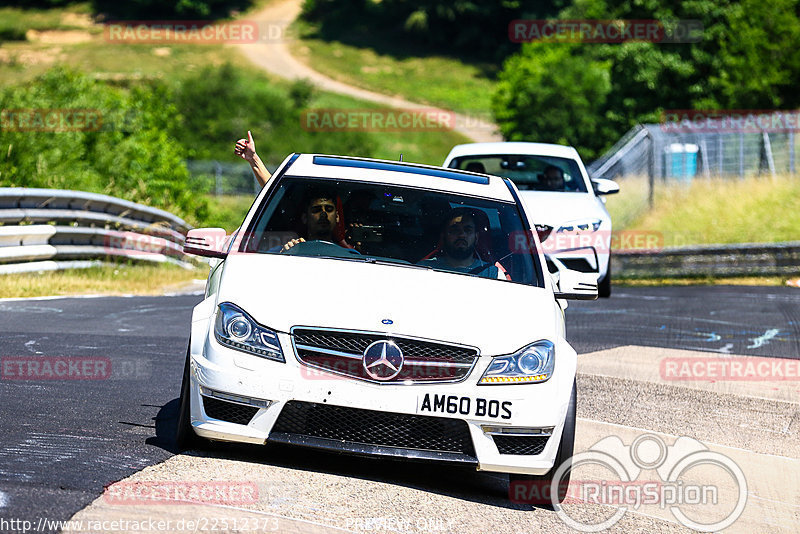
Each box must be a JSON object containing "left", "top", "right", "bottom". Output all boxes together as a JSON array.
[
  {"left": 444, "top": 142, "right": 619, "bottom": 297},
  {"left": 177, "top": 153, "right": 598, "bottom": 503}
]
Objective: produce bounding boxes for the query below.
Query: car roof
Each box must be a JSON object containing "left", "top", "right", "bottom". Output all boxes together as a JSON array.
[
  {"left": 283, "top": 154, "right": 515, "bottom": 202},
  {"left": 445, "top": 142, "right": 581, "bottom": 161}
]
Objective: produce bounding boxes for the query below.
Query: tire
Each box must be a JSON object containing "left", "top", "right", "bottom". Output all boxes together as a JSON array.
[
  {"left": 175, "top": 348, "right": 206, "bottom": 451},
  {"left": 509, "top": 380, "right": 577, "bottom": 505},
  {"left": 598, "top": 262, "right": 611, "bottom": 298}
]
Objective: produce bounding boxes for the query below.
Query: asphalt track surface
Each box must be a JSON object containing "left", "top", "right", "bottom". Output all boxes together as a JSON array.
[{"left": 0, "top": 286, "right": 797, "bottom": 532}]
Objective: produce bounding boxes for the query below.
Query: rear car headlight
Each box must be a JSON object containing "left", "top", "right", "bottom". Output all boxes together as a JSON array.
[
  {"left": 479, "top": 340, "right": 554, "bottom": 384},
  {"left": 214, "top": 302, "right": 284, "bottom": 362}
]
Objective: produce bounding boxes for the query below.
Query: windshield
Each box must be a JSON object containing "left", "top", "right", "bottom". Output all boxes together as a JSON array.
[
  {"left": 241, "top": 176, "right": 543, "bottom": 287},
  {"left": 449, "top": 155, "right": 588, "bottom": 193}
]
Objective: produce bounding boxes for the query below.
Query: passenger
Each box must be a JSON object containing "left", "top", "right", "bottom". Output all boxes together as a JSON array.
[
  {"left": 541, "top": 165, "right": 565, "bottom": 191},
  {"left": 464, "top": 161, "right": 487, "bottom": 174},
  {"left": 419, "top": 208, "right": 505, "bottom": 279}
]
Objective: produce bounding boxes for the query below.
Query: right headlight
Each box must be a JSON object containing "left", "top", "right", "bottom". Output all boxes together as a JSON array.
[
  {"left": 556, "top": 218, "right": 602, "bottom": 233},
  {"left": 214, "top": 302, "right": 284, "bottom": 362},
  {"left": 479, "top": 340, "right": 555, "bottom": 384}
]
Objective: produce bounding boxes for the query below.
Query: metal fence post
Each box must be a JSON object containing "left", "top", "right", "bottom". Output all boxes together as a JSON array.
[
  {"left": 215, "top": 161, "right": 222, "bottom": 196},
  {"left": 647, "top": 131, "right": 655, "bottom": 208},
  {"left": 738, "top": 132, "right": 745, "bottom": 178}
]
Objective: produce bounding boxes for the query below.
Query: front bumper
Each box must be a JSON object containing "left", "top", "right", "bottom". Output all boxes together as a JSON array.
[{"left": 188, "top": 327, "right": 576, "bottom": 476}]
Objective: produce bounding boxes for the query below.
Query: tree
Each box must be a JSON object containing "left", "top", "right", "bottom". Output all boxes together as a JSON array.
[{"left": 492, "top": 43, "right": 612, "bottom": 160}]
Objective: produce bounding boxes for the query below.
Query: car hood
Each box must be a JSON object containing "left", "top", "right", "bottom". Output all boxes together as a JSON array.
[
  {"left": 518, "top": 191, "right": 608, "bottom": 228},
  {"left": 216, "top": 253, "right": 558, "bottom": 355}
]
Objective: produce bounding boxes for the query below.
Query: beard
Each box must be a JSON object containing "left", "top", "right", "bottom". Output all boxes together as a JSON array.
[{"left": 444, "top": 241, "right": 474, "bottom": 261}]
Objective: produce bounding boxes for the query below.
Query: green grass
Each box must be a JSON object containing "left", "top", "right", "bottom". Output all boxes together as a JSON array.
[
  {"left": 0, "top": 12, "right": 469, "bottom": 170},
  {"left": 608, "top": 175, "right": 800, "bottom": 247},
  {"left": 617, "top": 276, "right": 794, "bottom": 286},
  {"left": 290, "top": 19, "right": 498, "bottom": 116},
  {"left": 0, "top": 263, "right": 205, "bottom": 298},
  {"left": 202, "top": 194, "right": 256, "bottom": 232},
  {"left": 0, "top": 3, "right": 92, "bottom": 41}
]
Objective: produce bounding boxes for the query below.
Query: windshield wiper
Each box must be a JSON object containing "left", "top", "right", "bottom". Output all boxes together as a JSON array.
[{"left": 333, "top": 256, "right": 432, "bottom": 270}]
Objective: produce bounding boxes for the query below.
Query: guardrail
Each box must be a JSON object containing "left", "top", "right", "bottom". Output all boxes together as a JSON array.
[
  {"left": 0, "top": 188, "right": 195, "bottom": 274},
  {"left": 613, "top": 242, "right": 800, "bottom": 278}
]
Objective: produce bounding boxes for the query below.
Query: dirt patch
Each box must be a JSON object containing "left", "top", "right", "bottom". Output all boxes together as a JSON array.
[
  {"left": 26, "top": 29, "right": 92, "bottom": 44},
  {"left": 153, "top": 47, "right": 172, "bottom": 57},
  {"left": 0, "top": 46, "right": 65, "bottom": 66},
  {"left": 60, "top": 12, "right": 94, "bottom": 28}
]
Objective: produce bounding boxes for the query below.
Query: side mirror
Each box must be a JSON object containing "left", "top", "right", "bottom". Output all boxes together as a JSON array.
[
  {"left": 184, "top": 228, "right": 228, "bottom": 258},
  {"left": 591, "top": 178, "right": 620, "bottom": 196},
  {"left": 548, "top": 256, "right": 598, "bottom": 300}
]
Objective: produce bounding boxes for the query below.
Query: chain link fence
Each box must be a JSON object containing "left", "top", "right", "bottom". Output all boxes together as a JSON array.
[
  {"left": 588, "top": 113, "right": 799, "bottom": 221},
  {"left": 187, "top": 160, "right": 275, "bottom": 196}
]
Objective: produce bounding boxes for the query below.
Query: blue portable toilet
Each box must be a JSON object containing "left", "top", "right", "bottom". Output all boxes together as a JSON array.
[{"left": 664, "top": 143, "right": 698, "bottom": 182}]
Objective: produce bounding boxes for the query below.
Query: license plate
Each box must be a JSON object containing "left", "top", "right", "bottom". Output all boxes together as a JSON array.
[{"left": 417, "top": 393, "right": 512, "bottom": 420}]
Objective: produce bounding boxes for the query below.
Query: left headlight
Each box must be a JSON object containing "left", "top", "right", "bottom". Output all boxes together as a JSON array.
[
  {"left": 479, "top": 340, "right": 554, "bottom": 385},
  {"left": 214, "top": 302, "right": 284, "bottom": 362}
]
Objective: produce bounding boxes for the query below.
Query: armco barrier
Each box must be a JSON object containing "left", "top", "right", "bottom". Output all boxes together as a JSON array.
[
  {"left": 0, "top": 188, "right": 195, "bottom": 273},
  {"left": 613, "top": 241, "right": 800, "bottom": 278}
]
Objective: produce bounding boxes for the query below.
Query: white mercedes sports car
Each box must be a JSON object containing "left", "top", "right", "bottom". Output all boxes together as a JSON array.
[
  {"left": 177, "top": 154, "right": 596, "bottom": 501},
  {"left": 443, "top": 142, "right": 619, "bottom": 297}
]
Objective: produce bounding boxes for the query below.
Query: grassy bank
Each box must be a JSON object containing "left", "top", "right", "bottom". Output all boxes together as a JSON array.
[
  {"left": 0, "top": 3, "right": 469, "bottom": 178},
  {"left": 617, "top": 276, "right": 792, "bottom": 287},
  {"left": 606, "top": 175, "right": 800, "bottom": 246},
  {"left": 0, "top": 263, "right": 205, "bottom": 298},
  {"left": 290, "top": 19, "right": 497, "bottom": 116}
]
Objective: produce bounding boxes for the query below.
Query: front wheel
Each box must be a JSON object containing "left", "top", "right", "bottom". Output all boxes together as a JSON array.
[
  {"left": 175, "top": 348, "right": 206, "bottom": 451},
  {"left": 509, "top": 380, "right": 577, "bottom": 505},
  {"left": 598, "top": 262, "right": 611, "bottom": 298}
]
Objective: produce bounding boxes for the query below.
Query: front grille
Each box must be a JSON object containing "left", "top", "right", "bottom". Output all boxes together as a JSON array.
[
  {"left": 271, "top": 401, "right": 475, "bottom": 456},
  {"left": 201, "top": 396, "right": 259, "bottom": 425},
  {"left": 292, "top": 328, "right": 478, "bottom": 383},
  {"left": 492, "top": 434, "right": 549, "bottom": 455}
]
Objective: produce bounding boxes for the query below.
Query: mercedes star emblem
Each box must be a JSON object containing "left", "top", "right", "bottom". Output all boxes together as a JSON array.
[{"left": 362, "top": 340, "right": 404, "bottom": 381}]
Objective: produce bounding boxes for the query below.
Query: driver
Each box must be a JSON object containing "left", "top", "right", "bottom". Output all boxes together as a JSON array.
[
  {"left": 282, "top": 189, "right": 343, "bottom": 252},
  {"left": 419, "top": 208, "right": 506, "bottom": 279},
  {"left": 541, "top": 165, "right": 565, "bottom": 191}
]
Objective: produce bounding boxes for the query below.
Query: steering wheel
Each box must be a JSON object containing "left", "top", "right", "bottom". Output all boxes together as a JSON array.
[{"left": 281, "top": 240, "right": 362, "bottom": 257}]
